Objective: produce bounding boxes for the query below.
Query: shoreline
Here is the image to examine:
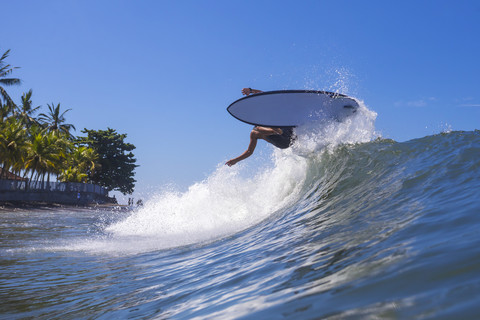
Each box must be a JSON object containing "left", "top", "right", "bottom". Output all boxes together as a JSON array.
[{"left": 0, "top": 201, "right": 131, "bottom": 212}]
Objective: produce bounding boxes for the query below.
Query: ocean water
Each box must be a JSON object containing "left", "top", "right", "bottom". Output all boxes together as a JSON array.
[{"left": 1, "top": 103, "right": 480, "bottom": 319}]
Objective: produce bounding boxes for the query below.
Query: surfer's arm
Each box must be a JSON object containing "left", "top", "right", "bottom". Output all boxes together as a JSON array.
[
  {"left": 242, "top": 88, "right": 263, "bottom": 96},
  {"left": 225, "top": 131, "right": 259, "bottom": 167}
]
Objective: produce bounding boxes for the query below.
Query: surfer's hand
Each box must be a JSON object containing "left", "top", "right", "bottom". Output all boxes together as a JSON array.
[
  {"left": 242, "top": 88, "right": 252, "bottom": 96},
  {"left": 242, "top": 88, "right": 263, "bottom": 96},
  {"left": 225, "top": 159, "right": 237, "bottom": 167}
]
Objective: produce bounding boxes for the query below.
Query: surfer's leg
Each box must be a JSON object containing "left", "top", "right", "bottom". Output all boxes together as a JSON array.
[
  {"left": 253, "top": 126, "right": 283, "bottom": 136},
  {"left": 263, "top": 127, "right": 295, "bottom": 149}
]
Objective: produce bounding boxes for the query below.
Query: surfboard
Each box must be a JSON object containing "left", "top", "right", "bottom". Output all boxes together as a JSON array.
[{"left": 227, "top": 90, "right": 359, "bottom": 127}]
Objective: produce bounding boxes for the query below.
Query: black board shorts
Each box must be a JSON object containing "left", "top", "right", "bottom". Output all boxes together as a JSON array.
[{"left": 264, "top": 127, "right": 295, "bottom": 149}]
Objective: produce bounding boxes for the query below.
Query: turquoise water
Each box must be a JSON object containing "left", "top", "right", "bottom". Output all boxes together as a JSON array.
[{"left": 1, "top": 105, "right": 480, "bottom": 319}]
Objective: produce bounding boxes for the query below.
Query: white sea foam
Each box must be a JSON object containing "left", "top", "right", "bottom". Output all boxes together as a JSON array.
[{"left": 99, "top": 151, "right": 308, "bottom": 253}]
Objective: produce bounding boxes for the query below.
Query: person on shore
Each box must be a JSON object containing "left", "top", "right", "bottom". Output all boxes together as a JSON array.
[{"left": 225, "top": 88, "right": 296, "bottom": 167}]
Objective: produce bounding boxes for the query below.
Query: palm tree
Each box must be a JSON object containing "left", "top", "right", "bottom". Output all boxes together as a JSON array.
[
  {"left": 0, "top": 100, "right": 14, "bottom": 122},
  {"left": 38, "top": 103, "right": 75, "bottom": 137},
  {"left": 24, "top": 133, "right": 48, "bottom": 188},
  {"left": 24, "top": 131, "right": 67, "bottom": 189},
  {"left": 58, "top": 145, "right": 98, "bottom": 183},
  {"left": 16, "top": 89, "right": 40, "bottom": 126},
  {"left": 58, "top": 166, "right": 88, "bottom": 183},
  {"left": 0, "top": 118, "right": 27, "bottom": 179},
  {"left": 72, "top": 146, "right": 97, "bottom": 173},
  {"left": 0, "top": 49, "right": 21, "bottom": 107}
]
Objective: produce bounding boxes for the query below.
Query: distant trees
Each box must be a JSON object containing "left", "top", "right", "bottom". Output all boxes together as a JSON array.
[
  {"left": 0, "top": 49, "right": 138, "bottom": 194},
  {"left": 0, "top": 117, "right": 27, "bottom": 180},
  {"left": 78, "top": 128, "right": 138, "bottom": 194},
  {"left": 0, "top": 97, "right": 91, "bottom": 186}
]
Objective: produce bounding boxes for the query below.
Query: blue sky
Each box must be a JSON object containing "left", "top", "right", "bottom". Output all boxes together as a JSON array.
[{"left": 2, "top": 1, "right": 479, "bottom": 201}]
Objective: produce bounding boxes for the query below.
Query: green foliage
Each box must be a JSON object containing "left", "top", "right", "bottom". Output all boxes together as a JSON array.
[
  {"left": 78, "top": 128, "right": 138, "bottom": 194},
  {"left": 24, "top": 130, "right": 67, "bottom": 181},
  {"left": 1, "top": 104, "right": 102, "bottom": 187},
  {"left": 0, "top": 117, "right": 27, "bottom": 179},
  {"left": 58, "top": 145, "right": 98, "bottom": 183},
  {"left": 58, "top": 166, "right": 88, "bottom": 183}
]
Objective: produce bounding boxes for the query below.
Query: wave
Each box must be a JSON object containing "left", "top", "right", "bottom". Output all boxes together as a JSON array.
[
  {"left": 91, "top": 102, "right": 376, "bottom": 252},
  {"left": 17, "top": 96, "right": 480, "bottom": 319},
  {"left": 73, "top": 101, "right": 479, "bottom": 256}
]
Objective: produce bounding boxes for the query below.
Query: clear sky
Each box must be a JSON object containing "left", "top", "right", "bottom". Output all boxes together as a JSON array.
[{"left": 2, "top": 0, "right": 479, "bottom": 201}]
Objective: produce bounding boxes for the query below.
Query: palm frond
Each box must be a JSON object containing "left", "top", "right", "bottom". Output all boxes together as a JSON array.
[
  {"left": 0, "top": 49, "right": 11, "bottom": 62},
  {"left": 0, "top": 87, "right": 16, "bottom": 107},
  {"left": 0, "top": 78, "right": 21, "bottom": 86}
]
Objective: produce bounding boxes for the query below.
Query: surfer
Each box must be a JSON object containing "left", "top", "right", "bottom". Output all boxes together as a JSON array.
[{"left": 225, "top": 88, "right": 295, "bottom": 167}]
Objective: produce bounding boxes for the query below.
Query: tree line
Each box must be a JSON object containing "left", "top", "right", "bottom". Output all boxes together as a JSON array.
[{"left": 0, "top": 49, "right": 137, "bottom": 194}]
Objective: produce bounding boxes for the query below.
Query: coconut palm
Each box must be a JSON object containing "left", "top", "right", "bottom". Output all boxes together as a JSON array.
[
  {"left": 0, "top": 49, "right": 21, "bottom": 107},
  {"left": 58, "top": 145, "right": 98, "bottom": 183},
  {"left": 72, "top": 146, "right": 97, "bottom": 174},
  {"left": 58, "top": 166, "right": 88, "bottom": 183},
  {"left": 16, "top": 90, "right": 40, "bottom": 126},
  {"left": 24, "top": 131, "right": 67, "bottom": 189},
  {"left": 24, "top": 133, "right": 50, "bottom": 187},
  {"left": 0, "top": 118, "right": 27, "bottom": 179},
  {"left": 0, "top": 100, "right": 14, "bottom": 122},
  {"left": 38, "top": 103, "right": 76, "bottom": 137}
]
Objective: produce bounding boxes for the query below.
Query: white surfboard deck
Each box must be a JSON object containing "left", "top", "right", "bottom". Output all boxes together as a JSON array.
[{"left": 227, "top": 90, "right": 359, "bottom": 127}]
